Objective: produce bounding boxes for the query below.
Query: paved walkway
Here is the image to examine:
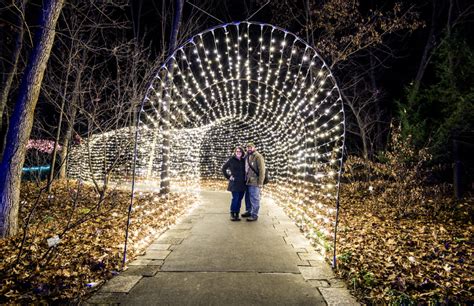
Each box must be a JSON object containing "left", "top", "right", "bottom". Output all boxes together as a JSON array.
[{"left": 87, "top": 190, "right": 358, "bottom": 305}]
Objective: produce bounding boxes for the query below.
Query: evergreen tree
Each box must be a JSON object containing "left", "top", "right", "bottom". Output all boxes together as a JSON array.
[{"left": 399, "top": 30, "right": 474, "bottom": 161}]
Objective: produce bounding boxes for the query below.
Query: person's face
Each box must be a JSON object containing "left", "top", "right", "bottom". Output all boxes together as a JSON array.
[
  {"left": 246, "top": 146, "right": 255, "bottom": 153},
  {"left": 235, "top": 149, "right": 243, "bottom": 158}
]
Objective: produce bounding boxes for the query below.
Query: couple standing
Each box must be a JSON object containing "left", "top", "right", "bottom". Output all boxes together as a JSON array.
[{"left": 222, "top": 142, "right": 265, "bottom": 222}]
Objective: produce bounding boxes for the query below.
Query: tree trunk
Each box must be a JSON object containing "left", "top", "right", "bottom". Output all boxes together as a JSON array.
[
  {"left": 0, "top": 0, "right": 26, "bottom": 157},
  {"left": 58, "top": 54, "right": 84, "bottom": 180},
  {"left": 47, "top": 100, "right": 65, "bottom": 191},
  {"left": 146, "top": 130, "right": 158, "bottom": 177},
  {"left": 0, "top": 0, "right": 64, "bottom": 237},
  {"left": 343, "top": 86, "right": 369, "bottom": 161},
  {"left": 408, "top": 0, "right": 437, "bottom": 105},
  {"left": 369, "top": 53, "right": 381, "bottom": 155},
  {"left": 47, "top": 59, "right": 72, "bottom": 192},
  {"left": 446, "top": 0, "right": 454, "bottom": 76},
  {"left": 1, "top": 110, "right": 10, "bottom": 160},
  {"left": 159, "top": 0, "right": 183, "bottom": 194},
  {"left": 58, "top": 103, "right": 78, "bottom": 179}
]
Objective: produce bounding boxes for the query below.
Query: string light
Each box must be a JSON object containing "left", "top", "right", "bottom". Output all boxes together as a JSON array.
[
  {"left": 27, "top": 139, "right": 62, "bottom": 154},
  {"left": 69, "top": 22, "right": 345, "bottom": 258}
]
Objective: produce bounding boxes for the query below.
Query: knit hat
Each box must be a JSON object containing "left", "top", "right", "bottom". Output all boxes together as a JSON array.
[{"left": 246, "top": 142, "right": 255, "bottom": 148}]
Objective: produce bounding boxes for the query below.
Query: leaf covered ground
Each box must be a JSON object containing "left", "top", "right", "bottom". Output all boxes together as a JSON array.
[
  {"left": 335, "top": 181, "right": 473, "bottom": 304},
  {"left": 198, "top": 179, "right": 474, "bottom": 305},
  {"left": 1, "top": 178, "right": 472, "bottom": 304},
  {"left": 0, "top": 180, "right": 194, "bottom": 303},
  {"left": 203, "top": 178, "right": 473, "bottom": 304}
]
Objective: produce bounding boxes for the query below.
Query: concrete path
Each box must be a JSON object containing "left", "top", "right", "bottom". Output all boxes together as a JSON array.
[{"left": 87, "top": 190, "right": 358, "bottom": 305}]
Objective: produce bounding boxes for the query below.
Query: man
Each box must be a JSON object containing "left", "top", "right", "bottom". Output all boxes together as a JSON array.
[{"left": 243, "top": 142, "right": 265, "bottom": 221}]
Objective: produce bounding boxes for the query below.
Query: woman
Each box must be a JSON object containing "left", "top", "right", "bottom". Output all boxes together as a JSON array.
[{"left": 222, "top": 146, "right": 246, "bottom": 221}]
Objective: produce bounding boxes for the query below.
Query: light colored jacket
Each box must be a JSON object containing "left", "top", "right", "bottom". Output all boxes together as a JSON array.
[{"left": 245, "top": 151, "right": 265, "bottom": 186}]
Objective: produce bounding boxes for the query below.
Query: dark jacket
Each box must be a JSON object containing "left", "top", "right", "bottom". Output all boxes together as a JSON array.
[
  {"left": 222, "top": 156, "right": 246, "bottom": 192},
  {"left": 245, "top": 151, "right": 265, "bottom": 186}
]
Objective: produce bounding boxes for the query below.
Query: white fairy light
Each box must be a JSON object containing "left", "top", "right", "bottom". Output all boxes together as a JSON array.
[{"left": 68, "top": 22, "right": 345, "bottom": 258}]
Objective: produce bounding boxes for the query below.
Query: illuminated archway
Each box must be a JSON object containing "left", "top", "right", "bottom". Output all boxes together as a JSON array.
[
  {"left": 69, "top": 21, "right": 346, "bottom": 265},
  {"left": 135, "top": 21, "right": 346, "bottom": 263}
]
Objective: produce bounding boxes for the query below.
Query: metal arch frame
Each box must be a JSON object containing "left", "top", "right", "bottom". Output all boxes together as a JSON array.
[{"left": 123, "top": 21, "right": 347, "bottom": 268}]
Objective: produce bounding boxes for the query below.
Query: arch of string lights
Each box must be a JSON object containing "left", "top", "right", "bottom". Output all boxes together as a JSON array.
[
  {"left": 69, "top": 21, "right": 346, "bottom": 263},
  {"left": 136, "top": 21, "right": 346, "bottom": 261}
]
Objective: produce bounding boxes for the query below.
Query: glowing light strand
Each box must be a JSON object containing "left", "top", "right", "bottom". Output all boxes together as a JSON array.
[{"left": 68, "top": 21, "right": 346, "bottom": 265}]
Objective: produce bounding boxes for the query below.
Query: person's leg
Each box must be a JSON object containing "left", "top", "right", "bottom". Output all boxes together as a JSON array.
[
  {"left": 245, "top": 186, "right": 252, "bottom": 213},
  {"left": 236, "top": 191, "right": 245, "bottom": 212},
  {"left": 247, "top": 186, "right": 261, "bottom": 220},
  {"left": 230, "top": 191, "right": 244, "bottom": 221},
  {"left": 244, "top": 188, "right": 251, "bottom": 212},
  {"left": 230, "top": 192, "right": 240, "bottom": 220},
  {"left": 241, "top": 187, "right": 252, "bottom": 217}
]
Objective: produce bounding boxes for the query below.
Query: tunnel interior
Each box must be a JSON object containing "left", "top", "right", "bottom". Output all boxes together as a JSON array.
[{"left": 140, "top": 22, "right": 344, "bottom": 185}]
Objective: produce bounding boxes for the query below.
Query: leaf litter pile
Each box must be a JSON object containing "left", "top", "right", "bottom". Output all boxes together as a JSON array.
[
  {"left": 0, "top": 180, "right": 195, "bottom": 303},
  {"left": 1, "top": 177, "right": 472, "bottom": 304},
  {"left": 335, "top": 181, "right": 473, "bottom": 304}
]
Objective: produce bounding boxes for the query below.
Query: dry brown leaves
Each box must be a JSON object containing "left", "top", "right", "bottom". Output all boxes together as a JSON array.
[
  {"left": 335, "top": 182, "right": 473, "bottom": 304},
  {"left": 0, "top": 180, "right": 194, "bottom": 303}
]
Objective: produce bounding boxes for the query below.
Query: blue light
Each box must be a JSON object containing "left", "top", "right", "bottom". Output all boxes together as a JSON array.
[{"left": 22, "top": 165, "right": 50, "bottom": 172}]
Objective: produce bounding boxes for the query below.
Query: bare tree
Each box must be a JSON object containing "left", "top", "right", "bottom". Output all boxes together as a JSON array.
[
  {"left": 342, "top": 74, "right": 384, "bottom": 160},
  {"left": 38, "top": 0, "right": 164, "bottom": 189},
  {"left": 0, "top": 0, "right": 64, "bottom": 237},
  {"left": 159, "top": 0, "right": 184, "bottom": 194},
  {"left": 41, "top": 1, "right": 118, "bottom": 188},
  {"left": 408, "top": 0, "right": 474, "bottom": 104},
  {"left": 263, "top": 0, "right": 422, "bottom": 159},
  {"left": 58, "top": 55, "right": 83, "bottom": 179},
  {"left": 63, "top": 36, "right": 159, "bottom": 198},
  {"left": 0, "top": 0, "right": 29, "bottom": 156}
]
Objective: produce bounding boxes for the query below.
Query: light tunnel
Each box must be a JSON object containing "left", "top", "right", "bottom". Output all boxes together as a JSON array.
[{"left": 68, "top": 22, "right": 345, "bottom": 258}]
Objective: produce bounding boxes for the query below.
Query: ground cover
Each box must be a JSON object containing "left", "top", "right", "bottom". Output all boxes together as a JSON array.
[
  {"left": 1, "top": 178, "right": 471, "bottom": 304},
  {"left": 204, "top": 178, "right": 473, "bottom": 303},
  {"left": 0, "top": 180, "right": 194, "bottom": 303},
  {"left": 335, "top": 181, "right": 473, "bottom": 304}
]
